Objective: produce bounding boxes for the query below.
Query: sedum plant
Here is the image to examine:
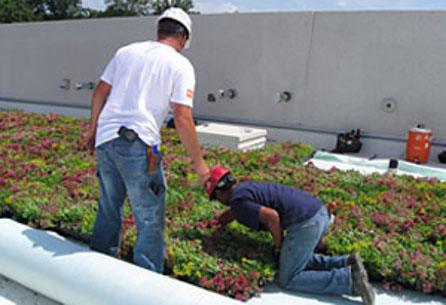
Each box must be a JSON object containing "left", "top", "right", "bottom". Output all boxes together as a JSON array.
[{"left": 0, "top": 110, "right": 445, "bottom": 299}]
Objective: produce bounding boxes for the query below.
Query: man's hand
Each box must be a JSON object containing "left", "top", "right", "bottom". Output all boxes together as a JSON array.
[
  {"left": 194, "top": 161, "right": 210, "bottom": 186},
  {"left": 87, "top": 128, "right": 96, "bottom": 154},
  {"left": 210, "top": 209, "right": 234, "bottom": 239},
  {"left": 215, "top": 208, "right": 235, "bottom": 227},
  {"left": 273, "top": 246, "right": 281, "bottom": 268},
  {"left": 211, "top": 223, "right": 222, "bottom": 240}
]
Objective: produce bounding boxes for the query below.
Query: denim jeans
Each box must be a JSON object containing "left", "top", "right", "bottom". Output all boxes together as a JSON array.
[
  {"left": 279, "top": 206, "right": 351, "bottom": 295},
  {"left": 91, "top": 137, "right": 166, "bottom": 273}
]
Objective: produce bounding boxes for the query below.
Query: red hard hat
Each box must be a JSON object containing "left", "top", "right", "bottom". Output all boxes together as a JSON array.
[{"left": 205, "top": 166, "right": 231, "bottom": 199}]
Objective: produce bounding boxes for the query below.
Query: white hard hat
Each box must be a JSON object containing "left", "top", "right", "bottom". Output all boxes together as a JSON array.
[{"left": 157, "top": 7, "right": 192, "bottom": 49}]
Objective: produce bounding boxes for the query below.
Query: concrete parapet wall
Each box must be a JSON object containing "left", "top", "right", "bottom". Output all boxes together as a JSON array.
[{"left": 0, "top": 11, "right": 445, "bottom": 141}]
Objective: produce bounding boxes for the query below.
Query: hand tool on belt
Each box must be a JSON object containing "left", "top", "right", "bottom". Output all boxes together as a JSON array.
[{"left": 147, "top": 145, "right": 158, "bottom": 174}]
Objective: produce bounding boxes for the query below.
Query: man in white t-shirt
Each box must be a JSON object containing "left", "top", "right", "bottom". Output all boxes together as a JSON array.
[{"left": 87, "top": 8, "right": 210, "bottom": 273}]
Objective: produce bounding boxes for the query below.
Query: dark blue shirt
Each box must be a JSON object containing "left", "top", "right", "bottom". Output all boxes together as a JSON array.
[{"left": 230, "top": 181, "right": 323, "bottom": 230}]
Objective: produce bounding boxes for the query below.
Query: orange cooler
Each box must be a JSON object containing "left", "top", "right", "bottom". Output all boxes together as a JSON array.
[{"left": 406, "top": 125, "right": 432, "bottom": 164}]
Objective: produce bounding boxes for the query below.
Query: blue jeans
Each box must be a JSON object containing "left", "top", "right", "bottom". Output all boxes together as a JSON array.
[
  {"left": 91, "top": 137, "right": 166, "bottom": 273},
  {"left": 279, "top": 206, "right": 351, "bottom": 295}
]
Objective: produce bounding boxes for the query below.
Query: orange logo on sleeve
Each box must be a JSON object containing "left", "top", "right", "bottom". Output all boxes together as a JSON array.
[{"left": 186, "top": 89, "right": 194, "bottom": 99}]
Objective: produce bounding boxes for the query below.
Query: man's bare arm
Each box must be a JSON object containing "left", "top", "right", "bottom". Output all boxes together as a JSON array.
[
  {"left": 88, "top": 81, "right": 112, "bottom": 152},
  {"left": 90, "top": 81, "right": 111, "bottom": 130},
  {"left": 259, "top": 206, "right": 283, "bottom": 251},
  {"left": 172, "top": 103, "right": 210, "bottom": 185}
]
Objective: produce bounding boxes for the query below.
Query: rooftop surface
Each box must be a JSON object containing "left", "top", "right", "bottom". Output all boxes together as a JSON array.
[
  {"left": 1, "top": 271, "right": 445, "bottom": 305},
  {"left": 0, "top": 275, "right": 59, "bottom": 305}
]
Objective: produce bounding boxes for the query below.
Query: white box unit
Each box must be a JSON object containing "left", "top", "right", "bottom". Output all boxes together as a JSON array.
[{"left": 196, "top": 123, "right": 267, "bottom": 151}]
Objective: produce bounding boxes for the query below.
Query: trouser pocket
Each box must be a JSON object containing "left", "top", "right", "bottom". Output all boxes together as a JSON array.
[{"left": 149, "top": 176, "right": 165, "bottom": 198}]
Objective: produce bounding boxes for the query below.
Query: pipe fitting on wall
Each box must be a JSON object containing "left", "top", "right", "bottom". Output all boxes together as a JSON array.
[
  {"left": 381, "top": 97, "right": 397, "bottom": 113},
  {"left": 276, "top": 91, "right": 292, "bottom": 103},
  {"left": 217, "top": 89, "right": 237, "bottom": 99},
  {"left": 75, "top": 82, "right": 95, "bottom": 91},
  {"left": 59, "top": 79, "right": 70, "bottom": 90}
]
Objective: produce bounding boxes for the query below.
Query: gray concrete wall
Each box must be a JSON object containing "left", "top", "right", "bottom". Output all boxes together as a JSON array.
[{"left": 1, "top": 11, "right": 445, "bottom": 142}]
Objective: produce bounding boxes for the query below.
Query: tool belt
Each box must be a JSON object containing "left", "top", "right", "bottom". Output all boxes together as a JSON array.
[
  {"left": 118, "top": 126, "right": 158, "bottom": 174},
  {"left": 118, "top": 126, "right": 138, "bottom": 142}
]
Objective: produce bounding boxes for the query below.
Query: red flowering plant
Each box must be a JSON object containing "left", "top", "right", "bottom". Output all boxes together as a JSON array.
[{"left": 1, "top": 110, "right": 445, "bottom": 299}]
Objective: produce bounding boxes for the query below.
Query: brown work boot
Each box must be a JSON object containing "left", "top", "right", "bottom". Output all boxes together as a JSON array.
[{"left": 351, "top": 266, "right": 375, "bottom": 305}]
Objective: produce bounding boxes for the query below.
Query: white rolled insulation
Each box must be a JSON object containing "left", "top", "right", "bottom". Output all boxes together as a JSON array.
[{"left": 0, "top": 218, "right": 240, "bottom": 305}]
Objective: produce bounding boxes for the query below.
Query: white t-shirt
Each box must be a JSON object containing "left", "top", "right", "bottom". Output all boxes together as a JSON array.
[{"left": 96, "top": 41, "right": 195, "bottom": 147}]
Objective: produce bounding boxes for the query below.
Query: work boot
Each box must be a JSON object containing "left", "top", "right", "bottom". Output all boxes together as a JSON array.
[
  {"left": 346, "top": 253, "right": 361, "bottom": 266},
  {"left": 351, "top": 266, "right": 375, "bottom": 305},
  {"left": 347, "top": 253, "right": 369, "bottom": 281}
]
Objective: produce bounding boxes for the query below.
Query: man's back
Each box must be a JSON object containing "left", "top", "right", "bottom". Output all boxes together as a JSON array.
[
  {"left": 230, "top": 181, "right": 324, "bottom": 230},
  {"left": 96, "top": 41, "right": 195, "bottom": 147}
]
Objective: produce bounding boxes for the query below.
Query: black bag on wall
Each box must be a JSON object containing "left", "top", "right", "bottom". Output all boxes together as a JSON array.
[
  {"left": 333, "top": 129, "right": 363, "bottom": 153},
  {"left": 439, "top": 151, "right": 446, "bottom": 164}
]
